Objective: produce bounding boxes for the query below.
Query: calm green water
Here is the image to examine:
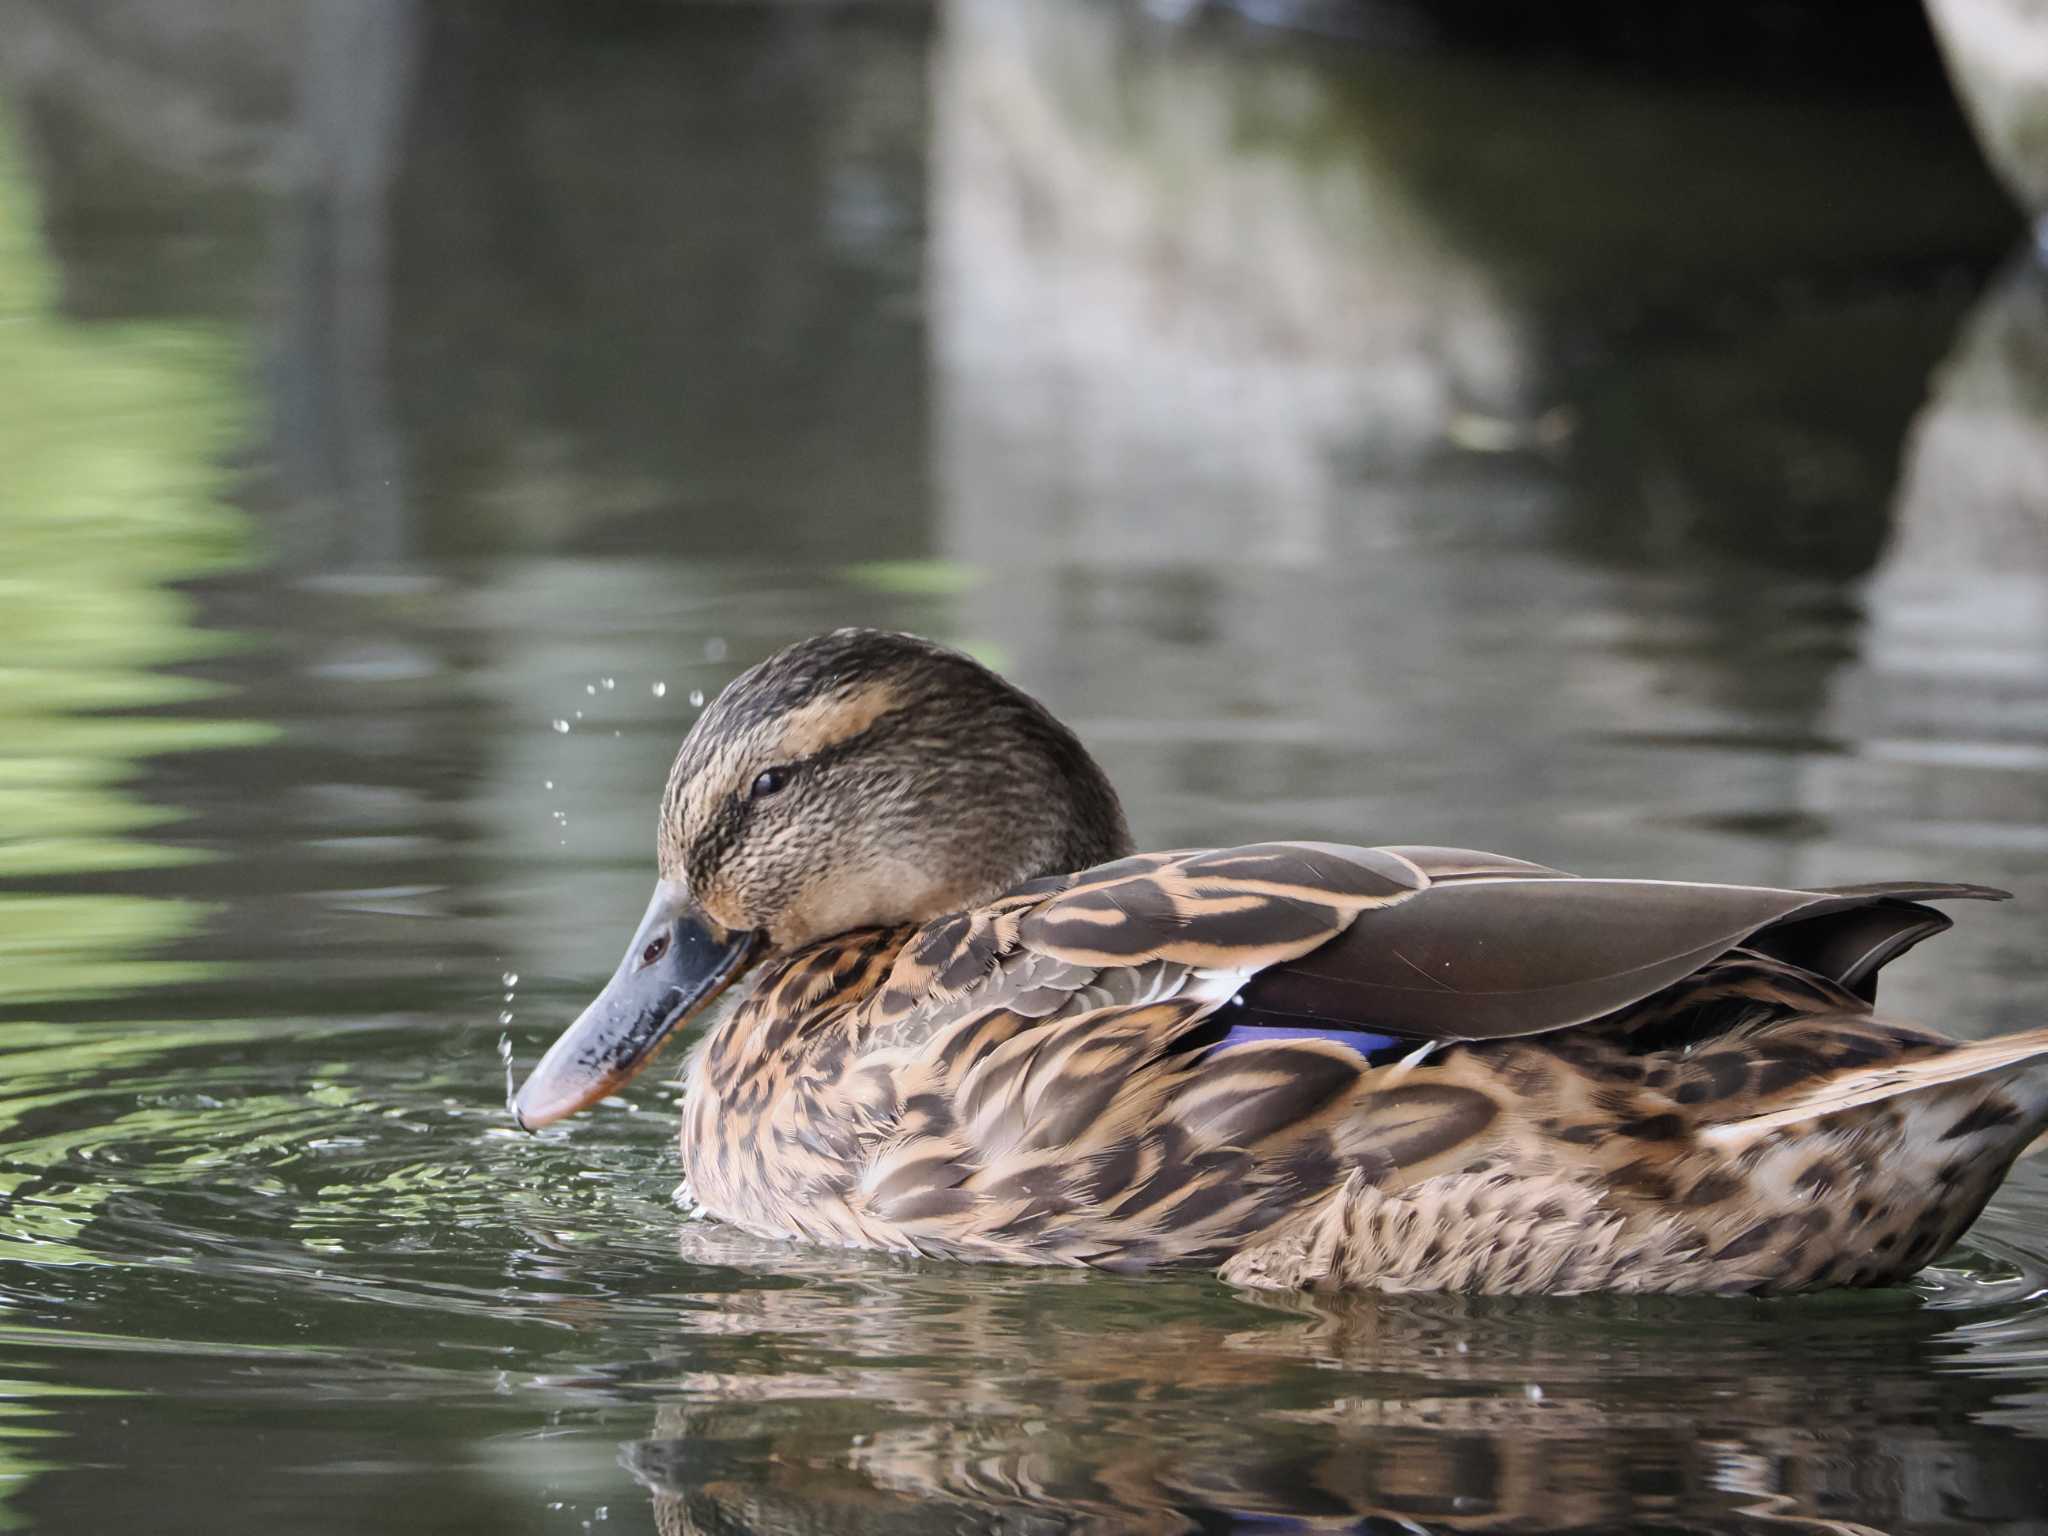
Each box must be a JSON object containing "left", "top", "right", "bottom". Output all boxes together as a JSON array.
[{"left": 5, "top": 3, "right": 2048, "bottom": 1531}]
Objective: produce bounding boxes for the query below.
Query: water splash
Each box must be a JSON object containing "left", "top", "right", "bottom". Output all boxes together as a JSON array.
[{"left": 497, "top": 1031, "right": 517, "bottom": 1110}]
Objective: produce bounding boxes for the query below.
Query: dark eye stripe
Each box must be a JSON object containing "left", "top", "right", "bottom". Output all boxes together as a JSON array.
[{"left": 683, "top": 720, "right": 894, "bottom": 883}]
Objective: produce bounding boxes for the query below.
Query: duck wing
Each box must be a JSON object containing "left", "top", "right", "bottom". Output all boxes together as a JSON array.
[
  {"left": 1006, "top": 842, "right": 2006, "bottom": 1048},
  {"left": 844, "top": 845, "right": 2011, "bottom": 1274}
]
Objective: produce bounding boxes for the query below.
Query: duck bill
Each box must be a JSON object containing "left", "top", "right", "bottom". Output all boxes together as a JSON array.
[{"left": 511, "top": 881, "right": 759, "bottom": 1130}]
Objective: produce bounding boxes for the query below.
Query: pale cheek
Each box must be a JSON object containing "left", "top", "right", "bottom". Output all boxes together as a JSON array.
[
  {"left": 691, "top": 878, "right": 750, "bottom": 935},
  {"left": 769, "top": 855, "right": 978, "bottom": 947},
  {"left": 695, "top": 818, "right": 806, "bottom": 934}
]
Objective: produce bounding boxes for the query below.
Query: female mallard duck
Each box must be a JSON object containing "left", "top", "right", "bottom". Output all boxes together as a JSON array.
[{"left": 513, "top": 629, "right": 2047, "bottom": 1294}]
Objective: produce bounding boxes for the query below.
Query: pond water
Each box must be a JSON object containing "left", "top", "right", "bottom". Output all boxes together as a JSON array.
[{"left": 5, "top": 2, "right": 2048, "bottom": 1531}]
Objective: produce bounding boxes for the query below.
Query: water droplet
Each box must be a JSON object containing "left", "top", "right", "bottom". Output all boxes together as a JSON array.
[
  {"left": 687, "top": 689, "right": 705, "bottom": 708},
  {"left": 550, "top": 719, "right": 570, "bottom": 734},
  {"left": 502, "top": 971, "right": 518, "bottom": 987},
  {"left": 543, "top": 780, "right": 554, "bottom": 791},
  {"left": 573, "top": 709, "right": 583, "bottom": 720},
  {"left": 498, "top": 1010, "right": 513, "bottom": 1025},
  {"left": 651, "top": 681, "right": 667, "bottom": 698},
  {"left": 704, "top": 637, "right": 727, "bottom": 661},
  {"left": 584, "top": 683, "right": 596, "bottom": 695},
  {"left": 601, "top": 676, "right": 615, "bottom": 691},
  {"left": 503, "top": 991, "right": 514, "bottom": 1003}
]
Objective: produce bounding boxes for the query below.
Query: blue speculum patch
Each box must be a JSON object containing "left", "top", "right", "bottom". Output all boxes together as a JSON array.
[{"left": 1210, "top": 1020, "right": 1408, "bottom": 1062}]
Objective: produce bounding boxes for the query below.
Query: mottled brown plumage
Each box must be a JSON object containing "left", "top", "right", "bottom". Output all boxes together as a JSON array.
[{"left": 516, "top": 629, "right": 2048, "bottom": 1294}]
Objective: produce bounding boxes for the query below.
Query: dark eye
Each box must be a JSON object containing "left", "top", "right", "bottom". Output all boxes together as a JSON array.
[
  {"left": 749, "top": 766, "right": 790, "bottom": 800},
  {"left": 639, "top": 932, "right": 670, "bottom": 967}
]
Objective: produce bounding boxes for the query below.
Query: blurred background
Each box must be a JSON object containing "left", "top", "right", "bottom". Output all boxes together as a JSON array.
[{"left": 4, "top": 2, "right": 2048, "bottom": 1532}]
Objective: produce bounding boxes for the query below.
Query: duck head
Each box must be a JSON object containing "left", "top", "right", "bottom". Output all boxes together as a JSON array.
[{"left": 511, "top": 628, "right": 1133, "bottom": 1128}]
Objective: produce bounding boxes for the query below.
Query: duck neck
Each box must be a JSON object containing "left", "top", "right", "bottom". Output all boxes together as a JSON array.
[{"left": 1029, "top": 730, "right": 1135, "bottom": 882}]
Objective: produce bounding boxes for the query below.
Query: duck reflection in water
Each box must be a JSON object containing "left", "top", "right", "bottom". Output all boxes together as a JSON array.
[{"left": 593, "top": 1223, "right": 2048, "bottom": 1535}]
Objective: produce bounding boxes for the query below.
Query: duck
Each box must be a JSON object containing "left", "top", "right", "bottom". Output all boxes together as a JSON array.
[{"left": 512, "top": 628, "right": 2048, "bottom": 1294}]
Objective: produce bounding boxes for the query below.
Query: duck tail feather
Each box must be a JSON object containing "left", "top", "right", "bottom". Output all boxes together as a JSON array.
[{"left": 1700, "top": 1025, "right": 2048, "bottom": 1150}]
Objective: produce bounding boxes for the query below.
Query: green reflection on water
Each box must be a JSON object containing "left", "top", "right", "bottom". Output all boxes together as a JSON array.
[
  {"left": 0, "top": 101, "right": 266, "bottom": 979},
  {"left": 0, "top": 1376, "right": 126, "bottom": 1534},
  {"left": 0, "top": 100, "right": 266, "bottom": 1519},
  {"left": 0, "top": 100, "right": 267, "bottom": 872},
  {"left": 842, "top": 558, "right": 983, "bottom": 598}
]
